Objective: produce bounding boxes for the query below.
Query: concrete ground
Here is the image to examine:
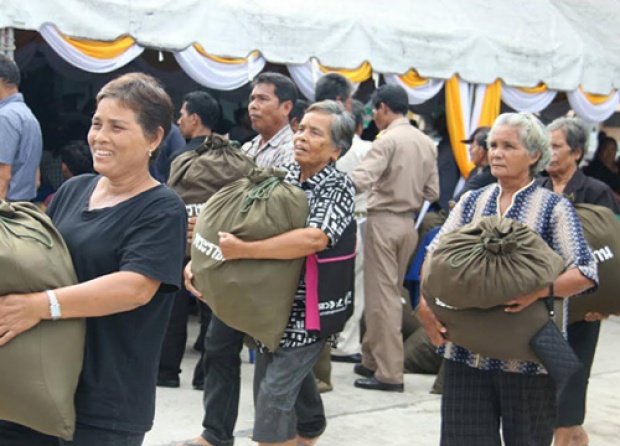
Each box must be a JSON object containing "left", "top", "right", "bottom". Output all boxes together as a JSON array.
[{"left": 146, "top": 316, "right": 620, "bottom": 446}]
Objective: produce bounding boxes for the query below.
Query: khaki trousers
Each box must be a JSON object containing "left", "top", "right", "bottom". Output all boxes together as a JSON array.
[{"left": 361, "top": 212, "right": 417, "bottom": 384}]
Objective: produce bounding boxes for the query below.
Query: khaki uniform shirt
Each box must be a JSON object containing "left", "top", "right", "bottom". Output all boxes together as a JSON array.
[{"left": 351, "top": 117, "right": 439, "bottom": 214}]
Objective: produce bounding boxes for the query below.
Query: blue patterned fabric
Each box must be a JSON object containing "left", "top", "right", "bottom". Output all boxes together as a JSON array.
[{"left": 427, "top": 180, "right": 598, "bottom": 375}]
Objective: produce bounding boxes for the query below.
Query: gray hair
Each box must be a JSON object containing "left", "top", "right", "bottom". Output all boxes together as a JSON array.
[
  {"left": 489, "top": 112, "right": 551, "bottom": 175},
  {"left": 547, "top": 117, "right": 589, "bottom": 163},
  {"left": 305, "top": 100, "right": 355, "bottom": 156}
]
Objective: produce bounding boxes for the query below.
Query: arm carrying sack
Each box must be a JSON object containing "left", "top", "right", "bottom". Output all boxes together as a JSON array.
[
  {"left": 422, "top": 216, "right": 566, "bottom": 309},
  {"left": 305, "top": 220, "right": 356, "bottom": 337},
  {"left": 0, "top": 200, "right": 84, "bottom": 440},
  {"left": 191, "top": 168, "right": 309, "bottom": 351},
  {"left": 530, "top": 287, "right": 582, "bottom": 393},
  {"left": 568, "top": 203, "right": 620, "bottom": 323}
]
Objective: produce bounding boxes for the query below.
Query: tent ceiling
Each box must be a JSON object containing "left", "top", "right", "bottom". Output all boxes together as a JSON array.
[{"left": 1, "top": 0, "right": 619, "bottom": 94}]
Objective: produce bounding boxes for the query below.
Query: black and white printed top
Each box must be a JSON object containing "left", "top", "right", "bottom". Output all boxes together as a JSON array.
[{"left": 272, "top": 161, "right": 355, "bottom": 350}]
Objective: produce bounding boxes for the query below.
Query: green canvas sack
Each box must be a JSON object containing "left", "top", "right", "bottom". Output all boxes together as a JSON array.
[
  {"left": 191, "top": 168, "right": 309, "bottom": 351},
  {"left": 568, "top": 203, "right": 620, "bottom": 323},
  {"left": 0, "top": 200, "right": 84, "bottom": 440},
  {"left": 422, "top": 216, "right": 565, "bottom": 310},
  {"left": 168, "top": 134, "right": 256, "bottom": 255}
]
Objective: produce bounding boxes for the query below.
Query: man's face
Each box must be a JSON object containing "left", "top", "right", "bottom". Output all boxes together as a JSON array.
[
  {"left": 177, "top": 102, "right": 193, "bottom": 138},
  {"left": 372, "top": 103, "right": 388, "bottom": 131},
  {"left": 248, "top": 83, "right": 289, "bottom": 138}
]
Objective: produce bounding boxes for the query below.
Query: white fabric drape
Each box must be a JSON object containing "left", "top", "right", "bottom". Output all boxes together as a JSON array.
[
  {"left": 567, "top": 89, "right": 620, "bottom": 123},
  {"left": 287, "top": 62, "right": 322, "bottom": 101},
  {"left": 39, "top": 24, "right": 144, "bottom": 73},
  {"left": 173, "top": 47, "right": 266, "bottom": 91},
  {"left": 501, "top": 84, "right": 558, "bottom": 113},
  {"left": 383, "top": 74, "right": 444, "bottom": 105}
]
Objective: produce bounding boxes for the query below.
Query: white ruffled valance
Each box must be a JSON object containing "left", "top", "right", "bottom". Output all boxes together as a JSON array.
[
  {"left": 173, "top": 46, "right": 266, "bottom": 91},
  {"left": 383, "top": 74, "right": 444, "bottom": 105},
  {"left": 287, "top": 62, "right": 323, "bottom": 101},
  {"left": 39, "top": 24, "right": 144, "bottom": 73},
  {"left": 501, "top": 84, "right": 558, "bottom": 113},
  {"left": 567, "top": 89, "right": 620, "bottom": 123}
]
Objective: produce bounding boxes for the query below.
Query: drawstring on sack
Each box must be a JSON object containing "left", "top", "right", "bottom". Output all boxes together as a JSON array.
[
  {"left": 239, "top": 176, "right": 282, "bottom": 213},
  {"left": 0, "top": 215, "right": 53, "bottom": 249},
  {"left": 448, "top": 237, "right": 522, "bottom": 268}
]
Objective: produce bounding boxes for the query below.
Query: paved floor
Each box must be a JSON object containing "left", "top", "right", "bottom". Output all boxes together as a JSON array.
[{"left": 146, "top": 316, "right": 620, "bottom": 446}]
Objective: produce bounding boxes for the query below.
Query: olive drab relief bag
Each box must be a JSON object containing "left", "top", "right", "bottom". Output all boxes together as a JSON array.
[
  {"left": 305, "top": 220, "right": 356, "bottom": 337},
  {"left": 568, "top": 203, "right": 620, "bottom": 323},
  {"left": 191, "top": 168, "right": 309, "bottom": 351},
  {"left": 422, "top": 216, "right": 567, "bottom": 363},
  {"left": 0, "top": 200, "right": 84, "bottom": 440},
  {"left": 168, "top": 133, "right": 256, "bottom": 253}
]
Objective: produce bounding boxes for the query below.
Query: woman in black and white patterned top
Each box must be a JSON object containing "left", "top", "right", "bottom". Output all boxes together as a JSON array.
[{"left": 215, "top": 100, "right": 355, "bottom": 446}]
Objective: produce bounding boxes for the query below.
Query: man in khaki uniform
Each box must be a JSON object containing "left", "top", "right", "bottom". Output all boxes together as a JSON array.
[{"left": 351, "top": 84, "right": 439, "bottom": 392}]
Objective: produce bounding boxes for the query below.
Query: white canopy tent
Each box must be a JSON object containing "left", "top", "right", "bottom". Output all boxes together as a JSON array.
[{"left": 1, "top": 0, "right": 619, "bottom": 94}]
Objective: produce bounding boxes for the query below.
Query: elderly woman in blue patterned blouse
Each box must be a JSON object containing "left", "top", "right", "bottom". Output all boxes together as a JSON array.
[{"left": 419, "top": 112, "right": 598, "bottom": 446}]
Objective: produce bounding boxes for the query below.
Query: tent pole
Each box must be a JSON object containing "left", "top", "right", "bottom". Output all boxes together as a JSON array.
[{"left": 0, "top": 27, "right": 15, "bottom": 59}]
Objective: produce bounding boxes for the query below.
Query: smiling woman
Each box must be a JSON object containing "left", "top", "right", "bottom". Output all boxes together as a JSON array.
[{"left": 0, "top": 73, "right": 187, "bottom": 446}]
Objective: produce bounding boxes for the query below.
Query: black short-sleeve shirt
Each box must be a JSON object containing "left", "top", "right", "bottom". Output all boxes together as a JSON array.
[{"left": 46, "top": 174, "right": 187, "bottom": 433}]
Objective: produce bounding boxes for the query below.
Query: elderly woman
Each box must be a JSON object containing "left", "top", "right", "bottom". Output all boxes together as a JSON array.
[
  {"left": 185, "top": 100, "right": 355, "bottom": 446},
  {"left": 419, "top": 112, "right": 598, "bottom": 446},
  {"left": 0, "top": 73, "right": 187, "bottom": 445},
  {"left": 540, "top": 117, "right": 618, "bottom": 446}
]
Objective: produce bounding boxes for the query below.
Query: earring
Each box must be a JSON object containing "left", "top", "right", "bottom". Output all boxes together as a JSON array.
[{"left": 148, "top": 151, "right": 153, "bottom": 158}]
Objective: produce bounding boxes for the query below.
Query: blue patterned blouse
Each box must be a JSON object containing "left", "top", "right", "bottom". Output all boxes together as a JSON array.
[{"left": 427, "top": 180, "right": 598, "bottom": 374}]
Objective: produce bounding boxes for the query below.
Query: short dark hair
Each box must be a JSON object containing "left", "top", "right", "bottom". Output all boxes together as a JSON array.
[
  {"left": 371, "top": 84, "right": 409, "bottom": 115},
  {"left": 183, "top": 91, "right": 220, "bottom": 130},
  {"left": 0, "top": 54, "right": 20, "bottom": 87},
  {"left": 473, "top": 127, "right": 491, "bottom": 151},
  {"left": 351, "top": 99, "right": 365, "bottom": 129},
  {"left": 61, "top": 140, "right": 94, "bottom": 176},
  {"left": 315, "top": 73, "right": 353, "bottom": 103},
  {"left": 96, "top": 73, "right": 174, "bottom": 161},
  {"left": 290, "top": 99, "right": 309, "bottom": 122},
  {"left": 252, "top": 72, "right": 298, "bottom": 105}
]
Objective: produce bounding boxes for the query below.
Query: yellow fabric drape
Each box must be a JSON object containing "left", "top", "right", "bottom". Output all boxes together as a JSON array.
[
  {"left": 61, "top": 34, "right": 137, "bottom": 59},
  {"left": 194, "top": 44, "right": 257, "bottom": 64},
  {"left": 319, "top": 62, "right": 372, "bottom": 83},
  {"left": 398, "top": 70, "right": 430, "bottom": 88},
  {"left": 580, "top": 87, "right": 617, "bottom": 105},
  {"left": 446, "top": 77, "right": 502, "bottom": 178},
  {"left": 517, "top": 83, "right": 548, "bottom": 94},
  {"left": 478, "top": 80, "right": 502, "bottom": 128}
]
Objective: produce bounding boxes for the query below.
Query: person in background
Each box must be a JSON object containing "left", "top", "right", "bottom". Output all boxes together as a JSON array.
[
  {"left": 583, "top": 136, "right": 620, "bottom": 204},
  {"left": 228, "top": 107, "right": 257, "bottom": 145},
  {"left": 331, "top": 99, "right": 372, "bottom": 365},
  {"left": 0, "top": 73, "right": 187, "bottom": 445},
  {"left": 419, "top": 112, "right": 597, "bottom": 446},
  {"left": 150, "top": 124, "right": 185, "bottom": 183},
  {"left": 157, "top": 90, "right": 221, "bottom": 390},
  {"left": 179, "top": 72, "right": 297, "bottom": 446},
  {"left": 289, "top": 99, "right": 309, "bottom": 133},
  {"left": 351, "top": 84, "right": 440, "bottom": 392},
  {"left": 449, "top": 126, "right": 495, "bottom": 208},
  {"left": 540, "top": 117, "right": 617, "bottom": 446},
  {"left": 0, "top": 54, "right": 43, "bottom": 201},
  {"left": 315, "top": 72, "right": 354, "bottom": 111}
]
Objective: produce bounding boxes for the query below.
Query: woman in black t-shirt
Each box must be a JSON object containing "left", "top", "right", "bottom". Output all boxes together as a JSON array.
[{"left": 0, "top": 73, "right": 186, "bottom": 446}]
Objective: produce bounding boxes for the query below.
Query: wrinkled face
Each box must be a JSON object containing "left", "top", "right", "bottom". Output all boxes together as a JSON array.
[
  {"left": 469, "top": 140, "right": 488, "bottom": 167},
  {"left": 88, "top": 97, "right": 156, "bottom": 179},
  {"left": 248, "top": 83, "right": 289, "bottom": 137},
  {"left": 176, "top": 102, "right": 193, "bottom": 138},
  {"left": 293, "top": 110, "right": 340, "bottom": 175},
  {"left": 488, "top": 125, "right": 540, "bottom": 184},
  {"left": 547, "top": 129, "right": 580, "bottom": 177}
]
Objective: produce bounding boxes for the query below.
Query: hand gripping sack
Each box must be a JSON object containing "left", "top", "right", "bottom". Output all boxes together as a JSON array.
[
  {"left": 191, "top": 168, "right": 309, "bottom": 351},
  {"left": 568, "top": 203, "right": 620, "bottom": 323},
  {"left": 422, "top": 216, "right": 566, "bottom": 310},
  {"left": 305, "top": 220, "right": 356, "bottom": 337},
  {"left": 168, "top": 133, "right": 256, "bottom": 223},
  {"left": 0, "top": 200, "right": 84, "bottom": 440}
]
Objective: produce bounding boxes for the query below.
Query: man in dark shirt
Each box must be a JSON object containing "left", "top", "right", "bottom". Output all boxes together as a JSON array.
[{"left": 158, "top": 90, "right": 221, "bottom": 389}]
